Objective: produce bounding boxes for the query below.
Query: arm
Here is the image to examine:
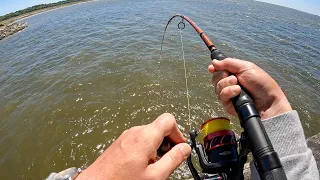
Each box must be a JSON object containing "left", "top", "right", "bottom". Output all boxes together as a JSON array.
[
  {"left": 46, "top": 113, "right": 191, "bottom": 180},
  {"left": 250, "top": 111, "right": 319, "bottom": 179},
  {"left": 208, "top": 58, "right": 319, "bottom": 179},
  {"left": 75, "top": 113, "right": 191, "bottom": 180}
]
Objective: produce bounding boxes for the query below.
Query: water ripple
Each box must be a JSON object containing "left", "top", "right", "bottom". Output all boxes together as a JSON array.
[{"left": 0, "top": 0, "right": 319, "bottom": 179}]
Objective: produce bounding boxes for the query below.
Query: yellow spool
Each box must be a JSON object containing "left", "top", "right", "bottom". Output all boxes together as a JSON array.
[{"left": 200, "top": 117, "right": 231, "bottom": 137}]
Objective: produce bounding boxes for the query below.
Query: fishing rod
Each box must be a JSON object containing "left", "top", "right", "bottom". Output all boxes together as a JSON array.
[{"left": 159, "top": 14, "right": 287, "bottom": 180}]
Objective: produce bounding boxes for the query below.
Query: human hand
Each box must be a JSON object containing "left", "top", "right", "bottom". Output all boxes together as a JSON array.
[
  {"left": 76, "top": 113, "right": 191, "bottom": 180},
  {"left": 208, "top": 58, "right": 292, "bottom": 120}
]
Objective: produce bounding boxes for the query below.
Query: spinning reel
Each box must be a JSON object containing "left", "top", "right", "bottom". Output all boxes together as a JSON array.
[{"left": 187, "top": 117, "right": 248, "bottom": 180}]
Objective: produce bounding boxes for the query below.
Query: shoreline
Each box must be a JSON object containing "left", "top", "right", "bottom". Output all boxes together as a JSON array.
[
  {"left": 16, "top": 0, "right": 94, "bottom": 23},
  {"left": 0, "top": 22, "right": 28, "bottom": 40},
  {"left": 0, "top": 0, "right": 93, "bottom": 40}
]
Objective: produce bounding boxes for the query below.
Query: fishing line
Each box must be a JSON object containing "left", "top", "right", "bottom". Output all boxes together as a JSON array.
[
  {"left": 159, "top": 18, "right": 192, "bottom": 128},
  {"left": 157, "top": 51, "right": 161, "bottom": 86},
  {"left": 179, "top": 24, "right": 192, "bottom": 129}
]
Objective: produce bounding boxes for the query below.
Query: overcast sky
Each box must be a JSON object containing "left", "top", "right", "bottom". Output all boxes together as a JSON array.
[{"left": 0, "top": 0, "right": 319, "bottom": 16}]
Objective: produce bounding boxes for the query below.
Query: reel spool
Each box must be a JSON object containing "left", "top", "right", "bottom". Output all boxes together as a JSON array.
[
  {"left": 201, "top": 118, "right": 238, "bottom": 169},
  {"left": 188, "top": 117, "right": 239, "bottom": 180}
]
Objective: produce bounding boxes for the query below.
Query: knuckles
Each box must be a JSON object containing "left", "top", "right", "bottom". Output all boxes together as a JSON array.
[
  {"left": 245, "top": 61, "right": 256, "bottom": 71},
  {"left": 128, "top": 126, "right": 143, "bottom": 133},
  {"left": 119, "top": 126, "right": 144, "bottom": 149},
  {"left": 219, "top": 88, "right": 230, "bottom": 101},
  {"left": 153, "top": 113, "right": 176, "bottom": 132}
]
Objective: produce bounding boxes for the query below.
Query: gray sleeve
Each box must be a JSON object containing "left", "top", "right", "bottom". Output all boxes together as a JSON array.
[
  {"left": 250, "top": 110, "right": 319, "bottom": 180},
  {"left": 45, "top": 167, "right": 81, "bottom": 180}
]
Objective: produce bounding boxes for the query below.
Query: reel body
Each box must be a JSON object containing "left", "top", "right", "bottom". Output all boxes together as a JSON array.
[
  {"left": 188, "top": 117, "right": 247, "bottom": 180},
  {"left": 201, "top": 118, "right": 238, "bottom": 167}
]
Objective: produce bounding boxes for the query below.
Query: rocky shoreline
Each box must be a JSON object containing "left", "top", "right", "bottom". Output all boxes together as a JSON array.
[
  {"left": 0, "top": 22, "right": 28, "bottom": 40},
  {"left": 0, "top": 1, "right": 93, "bottom": 41}
]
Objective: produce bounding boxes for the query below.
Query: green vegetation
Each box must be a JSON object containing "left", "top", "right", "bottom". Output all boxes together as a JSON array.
[{"left": 0, "top": 0, "right": 87, "bottom": 22}]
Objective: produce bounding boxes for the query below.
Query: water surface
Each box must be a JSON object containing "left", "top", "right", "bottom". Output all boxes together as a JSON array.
[{"left": 0, "top": 0, "right": 319, "bottom": 179}]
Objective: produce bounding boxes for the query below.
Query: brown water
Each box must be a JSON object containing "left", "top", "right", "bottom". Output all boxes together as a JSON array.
[{"left": 0, "top": 0, "right": 319, "bottom": 179}]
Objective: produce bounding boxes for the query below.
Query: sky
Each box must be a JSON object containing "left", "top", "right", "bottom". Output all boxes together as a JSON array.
[
  {"left": 0, "top": 0, "right": 319, "bottom": 16},
  {"left": 258, "top": 0, "right": 320, "bottom": 16},
  {"left": 0, "top": 0, "right": 60, "bottom": 16}
]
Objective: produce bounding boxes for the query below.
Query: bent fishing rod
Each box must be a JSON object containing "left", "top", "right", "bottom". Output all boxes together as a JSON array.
[{"left": 160, "top": 14, "right": 287, "bottom": 180}]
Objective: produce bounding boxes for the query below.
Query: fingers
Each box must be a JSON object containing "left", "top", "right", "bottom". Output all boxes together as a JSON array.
[
  {"left": 146, "top": 143, "right": 191, "bottom": 179},
  {"left": 217, "top": 85, "right": 241, "bottom": 116},
  {"left": 225, "top": 101, "right": 237, "bottom": 115},
  {"left": 208, "top": 64, "right": 215, "bottom": 74},
  {"left": 211, "top": 58, "right": 253, "bottom": 74},
  {"left": 209, "top": 58, "right": 247, "bottom": 116},
  {"left": 215, "top": 75, "right": 237, "bottom": 94},
  {"left": 145, "top": 113, "right": 186, "bottom": 151},
  {"left": 212, "top": 70, "right": 229, "bottom": 86},
  {"left": 213, "top": 75, "right": 240, "bottom": 116},
  {"left": 219, "top": 85, "right": 241, "bottom": 104}
]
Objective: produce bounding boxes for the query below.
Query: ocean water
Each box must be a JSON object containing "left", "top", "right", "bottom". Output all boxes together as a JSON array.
[{"left": 0, "top": 0, "right": 319, "bottom": 179}]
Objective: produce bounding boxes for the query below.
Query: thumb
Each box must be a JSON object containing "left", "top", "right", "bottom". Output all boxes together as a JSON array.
[
  {"left": 212, "top": 58, "right": 252, "bottom": 74},
  {"left": 147, "top": 143, "right": 191, "bottom": 179}
]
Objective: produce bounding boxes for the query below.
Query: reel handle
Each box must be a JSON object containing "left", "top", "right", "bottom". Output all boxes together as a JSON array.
[{"left": 210, "top": 50, "right": 287, "bottom": 180}]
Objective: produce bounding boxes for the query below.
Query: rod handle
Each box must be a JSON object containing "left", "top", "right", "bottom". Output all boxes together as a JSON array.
[
  {"left": 211, "top": 50, "right": 255, "bottom": 112},
  {"left": 261, "top": 167, "right": 287, "bottom": 180},
  {"left": 210, "top": 50, "right": 287, "bottom": 180},
  {"left": 211, "top": 49, "right": 227, "bottom": 60}
]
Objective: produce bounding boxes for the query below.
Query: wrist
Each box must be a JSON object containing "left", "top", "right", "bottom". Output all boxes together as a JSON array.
[
  {"left": 75, "top": 166, "right": 100, "bottom": 180},
  {"left": 74, "top": 169, "right": 85, "bottom": 180},
  {"left": 260, "top": 92, "right": 292, "bottom": 120},
  {"left": 47, "top": 167, "right": 82, "bottom": 180},
  {"left": 75, "top": 159, "right": 112, "bottom": 180}
]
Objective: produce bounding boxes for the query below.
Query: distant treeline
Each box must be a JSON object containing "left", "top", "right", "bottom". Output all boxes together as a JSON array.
[{"left": 0, "top": 0, "right": 87, "bottom": 22}]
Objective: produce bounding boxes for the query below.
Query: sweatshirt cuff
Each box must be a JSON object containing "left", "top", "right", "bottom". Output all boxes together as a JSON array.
[{"left": 261, "top": 110, "right": 307, "bottom": 158}]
